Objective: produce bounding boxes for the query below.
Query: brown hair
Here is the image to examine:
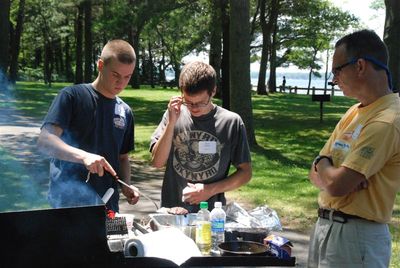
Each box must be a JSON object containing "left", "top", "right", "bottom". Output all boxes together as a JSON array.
[
  {"left": 179, "top": 61, "right": 216, "bottom": 95},
  {"left": 100, "top": 40, "right": 136, "bottom": 65}
]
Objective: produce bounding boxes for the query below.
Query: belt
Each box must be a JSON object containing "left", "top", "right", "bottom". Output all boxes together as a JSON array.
[{"left": 318, "top": 208, "right": 364, "bottom": 224}]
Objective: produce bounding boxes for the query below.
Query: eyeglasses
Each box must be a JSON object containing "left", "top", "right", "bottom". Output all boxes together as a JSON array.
[
  {"left": 331, "top": 58, "right": 358, "bottom": 77},
  {"left": 330, "top": 56, "right": 393, "bottom": 89},
  {"left": 181, "top": 95, "right": 212, "bottom": 109}
]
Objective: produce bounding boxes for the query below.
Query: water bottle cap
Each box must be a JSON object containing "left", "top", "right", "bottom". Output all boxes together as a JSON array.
[
  {"left": 214, "top": 201, "right": 222, "bottom": 208},
  {"left": 199, "top": 201, "right": 208, "bottom": 209}
]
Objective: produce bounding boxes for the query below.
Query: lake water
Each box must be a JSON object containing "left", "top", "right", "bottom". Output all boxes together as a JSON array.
[{"left": 166, "top": 71, "right": 343, "bottom": 96}]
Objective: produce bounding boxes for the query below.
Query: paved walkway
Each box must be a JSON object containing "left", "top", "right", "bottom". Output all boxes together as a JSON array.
[{"left": 0, "top": 90, "right": 309, "bottom": 267}]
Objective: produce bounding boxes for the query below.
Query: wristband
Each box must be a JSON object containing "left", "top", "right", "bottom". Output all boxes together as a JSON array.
[{"left": 313, "top": 155, "right": 333, "bottom": 172}]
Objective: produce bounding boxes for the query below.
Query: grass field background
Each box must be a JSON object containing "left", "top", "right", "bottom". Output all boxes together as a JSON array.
[{"left": 1, "top": 82, "right": 398, "bottom": 267}]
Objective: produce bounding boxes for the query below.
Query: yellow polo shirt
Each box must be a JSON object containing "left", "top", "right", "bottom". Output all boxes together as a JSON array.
[{"left": 319, "top": 93, "right": 400, "bottom": 223}]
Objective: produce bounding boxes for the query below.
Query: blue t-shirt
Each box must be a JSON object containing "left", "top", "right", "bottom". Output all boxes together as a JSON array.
[{"left": 42, "top": 84, "right": 134, "bottom": 212}]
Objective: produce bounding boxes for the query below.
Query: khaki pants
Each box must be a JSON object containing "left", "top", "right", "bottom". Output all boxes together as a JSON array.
[{"left": 308, "top": 217, "right": 391, "bottom": 268}]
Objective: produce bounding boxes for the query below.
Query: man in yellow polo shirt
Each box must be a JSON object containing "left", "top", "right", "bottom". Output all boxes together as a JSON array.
[{"left": 308, "top": 29, "right": 400, "bottom": 267}]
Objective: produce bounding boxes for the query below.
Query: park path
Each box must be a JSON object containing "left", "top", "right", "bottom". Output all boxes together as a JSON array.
[{"left": 0, "top": 89, "right": 309, "bottom": 267}]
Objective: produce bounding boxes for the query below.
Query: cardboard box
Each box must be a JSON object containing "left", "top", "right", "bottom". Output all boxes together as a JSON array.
[{"left": 264, "top": 234, "right": 293, "bottom": 259}]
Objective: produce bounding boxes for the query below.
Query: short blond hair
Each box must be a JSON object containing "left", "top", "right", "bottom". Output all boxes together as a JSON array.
[{"left": 100, "top": 40, "right": 136, "bottom": 65}]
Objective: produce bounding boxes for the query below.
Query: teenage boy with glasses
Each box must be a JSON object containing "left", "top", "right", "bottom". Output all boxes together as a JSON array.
[
  {"left": 150, "top": 61, "right": 252, "bottom": 213},
  {"left": 308, "top": 29, "right": 400, "bottom": 267}
]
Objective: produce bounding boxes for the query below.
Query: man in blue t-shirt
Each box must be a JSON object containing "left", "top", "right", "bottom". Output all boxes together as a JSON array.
[{"left": 38, "top": 40, "right": 139, "bottom": 212}]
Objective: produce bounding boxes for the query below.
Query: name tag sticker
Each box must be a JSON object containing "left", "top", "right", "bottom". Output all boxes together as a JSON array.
[{"left": 198, "top": 141, "right": 216, "bottom": 154}]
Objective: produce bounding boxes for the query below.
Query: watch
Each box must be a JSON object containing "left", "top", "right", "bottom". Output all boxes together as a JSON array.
[{"left": 313, "top": 155, "right": 333, "bottom": 172}]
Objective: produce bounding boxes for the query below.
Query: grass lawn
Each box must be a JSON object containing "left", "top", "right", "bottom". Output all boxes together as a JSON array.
[{"left": 5, "top": 81, "right": 400, "bottom": 267}]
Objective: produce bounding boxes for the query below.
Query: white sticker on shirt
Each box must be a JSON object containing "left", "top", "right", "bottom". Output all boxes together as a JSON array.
[
  {"left": 352, "top": 124, "right": 363, "bottom": 140},
  {"left": 114, "top": 104, "right": 126, "bottom": 118},
  {"left": 198, "top": 141, "right": 217, "bottom": 154}
]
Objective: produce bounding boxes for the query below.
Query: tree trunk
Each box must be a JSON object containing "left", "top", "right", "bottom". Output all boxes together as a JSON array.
[
  {"left": 307, "top": 47, "right": 318, "bottom": 94},
  {"left": 9, "top": 0, "right": 25, "bottom": 83},
  {"left": 268, "top": 23, "right": 278, "bottom": 93},
  {"left": 173, "top": 60, "right": 180, "bottom": 83},
  {"left": 53, "top": 40, "right": 62, "bottom": 75},
  {"left": 129, "top": 27, "right": 140, "bottom": 89},
  {"left": 34, "top": 48, "right": 41, "bottom": 68},
  {"left": 75, "top": 3, "right": 84, "bottom": 84},
  {"left": 148, "top": 41, "right": 154, "bottom": 88},
  {"left": 220, "top": 0, "right": 230, "bottom": 109},
  {"left": 384, "top": 0, "right": 400, "bottom": 92},
  {"left": 0, "top": 0, "right": 10, "bottom": 75},
  {"left": 257, "top": 0, "right": 279, "bottom": 95},
  {"left": 84, "top": 0, "right": 92, "bottom": 83},
  {"left": 324, "top": 49, "right": 330, "bottom": 89},
  {"left": 229, "top": 0, "right": 256, "bottom": 147},
  {"left": 257, "top": 0, "right": 268, "bottom": 95},
  {"left": 307, "top": 69, "right": 313, "bottom": 94},
  {"left": 160, "top": 49, "right": 166, "bottom": 87},
  {"left": 267, "top": 0, "right": 280, "bottom": 93},
  {"left": 209, "top": 0, "right": 223, "bottom": 97},
  {"left": 44, "top": 42, "right": 52, "bottom": 86},
  {"left": 65, "top": 36, "right": 74, "bottom": 82}
]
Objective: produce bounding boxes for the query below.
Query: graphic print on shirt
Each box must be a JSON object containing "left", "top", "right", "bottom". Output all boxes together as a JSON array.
[
  {"left": 113, "top": 103, "right": 126, "bottom": 129},
  {"left": 173, "top": 130, "right": 222, "bottom": 182}
]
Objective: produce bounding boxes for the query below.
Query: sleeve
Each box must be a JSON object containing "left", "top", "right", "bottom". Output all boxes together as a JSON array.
[
  {"left": 149, "top": 110, "right": 169, "bottom": 152},
  {"left": 231, "top": 116, "right": 251, "bottom": 166},
  {"left": 42, "top": 88, "right": 74, "bottom": 129},
  {"left": 120, "top": 108, "right": 135, "bottom": 154},
  {"left": 341, "top": 121, "right": 400, "bottom": 179}
]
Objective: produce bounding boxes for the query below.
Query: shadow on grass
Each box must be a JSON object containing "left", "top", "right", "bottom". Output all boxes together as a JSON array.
[{"left": 251, "top": 143, "right": 309, "bottom": 169}]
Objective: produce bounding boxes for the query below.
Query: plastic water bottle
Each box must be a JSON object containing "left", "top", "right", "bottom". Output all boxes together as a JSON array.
[
  {"left": 210, "top": 201, "right": 226, "bottom": 254},
  {"left": 195, "top": 201, "right": 211, "bottom": 255}
]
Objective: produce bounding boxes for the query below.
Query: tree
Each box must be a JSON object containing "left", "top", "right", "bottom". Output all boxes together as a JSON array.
[
  {"left": 220, "top": 0, "right": 230, "bottom": 109},
  {"left": 256, "top": 0, "right": 280, "bottom": 95},
  {"left": 229, "top": 0, "right": 256, "bottom": 146},
  {"left": 276, "top": 0, "right": 357, "bottom": 92},
  {"left": 384, "top": 0, "right": 400, "bottom": 92},
  {"left": 9, "top": 0, "right": 25, "bottom": 83},
  {"left": 83, "top": 0, "right": 92, "bottom": 83},
  {"left": 149, "top": 1, "right": 210, "bottom": 83},
  {"left": 209, "top": 0, "right": 223, "bottom": 97},
  {"left": 0, "top": 0, "right": 11, "bottom": 75},
  {"left": 75, "top": 2, "right": 84, "bottom": 84}
]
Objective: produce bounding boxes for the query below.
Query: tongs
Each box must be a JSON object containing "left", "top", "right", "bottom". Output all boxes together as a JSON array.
[
  {"left": 85, "top": 171, "right": 159, "bottom": 210},
  {"left": 115, "top": 177, "right": 159, "bottom": 210}
]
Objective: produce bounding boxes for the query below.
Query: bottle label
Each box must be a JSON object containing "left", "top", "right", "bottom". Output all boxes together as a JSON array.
[
  {"left": 196, "top": 221, "right": 211, "bottom": 243},
  {"left": 211, "top": 219, "right": 225, "bottom": 232}
]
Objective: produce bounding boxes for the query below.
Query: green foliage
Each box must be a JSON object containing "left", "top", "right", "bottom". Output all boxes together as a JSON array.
[
  {"left": 278, "top": 0, "right": 358, "bottom": 71},
  {"left": 370, "top": 0, "right": 385, "bottom": 10},
  {"left": 143, "top": 0, "right": 211, "bottom": 66},
  {"left": 18, "top": 67, "right": 44, "bottom": 82}
]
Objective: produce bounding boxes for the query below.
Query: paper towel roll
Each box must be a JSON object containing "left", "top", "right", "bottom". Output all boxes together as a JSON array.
[{"left": 124, "top": 227, "right": 201, "bottom": 265}]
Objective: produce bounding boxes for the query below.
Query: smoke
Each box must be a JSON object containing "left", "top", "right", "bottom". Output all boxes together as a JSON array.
[
  {"left": 0, "top": 69, "right": 105, "bottom": 212},
  {"left": 0, "top": 70, "right": 48, "bottom": 211},
  {"left": 0, "top": 69, "right": 12, "bottom": 93},
  {"left": 47, "top": 173, "right": 103, "bottom": 209}
]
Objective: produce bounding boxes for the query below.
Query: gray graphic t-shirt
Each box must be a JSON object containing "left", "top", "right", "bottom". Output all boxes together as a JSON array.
[{"left": 150, "top": 105, "right": 251, "bottom": 212}]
